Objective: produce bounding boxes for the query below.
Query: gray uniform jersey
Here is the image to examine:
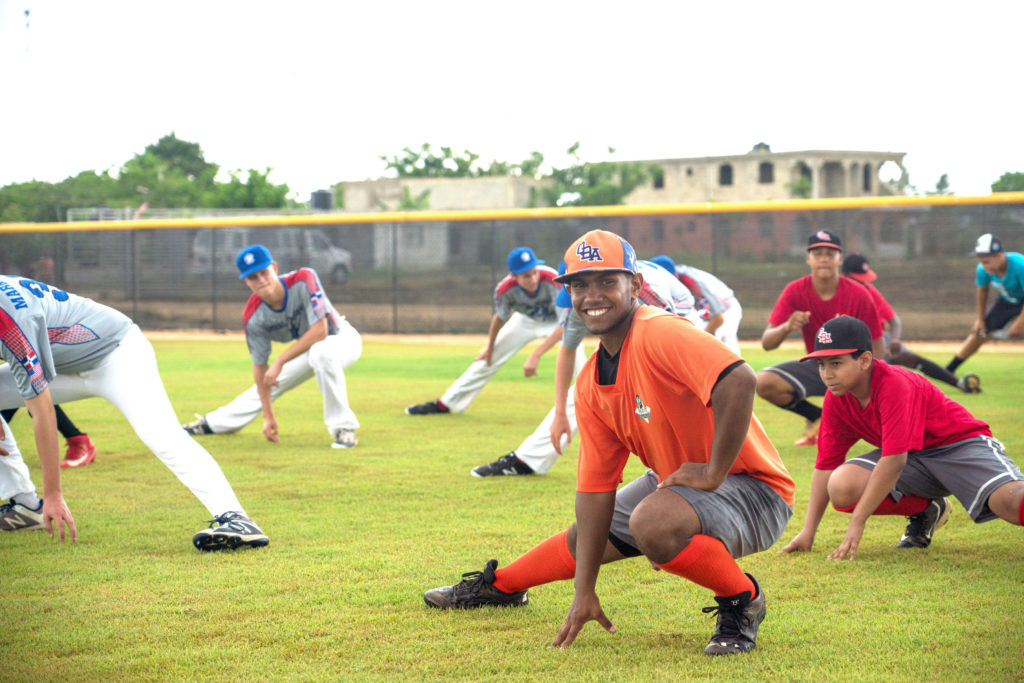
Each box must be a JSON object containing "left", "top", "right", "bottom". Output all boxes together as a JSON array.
[
  {"left": 0, "top": 276, "right": 132, "bottom": 399},
  {"left": 674, "top": 264, "right": 737, "bottom": 317},
  {"left": 493, "top": 265, "right": 564, "bottom": 323},
  {"left": 243, "top": 268, "right": 340, "bottom": 365},
  {"left": 560, "top": 260, "right": 696, "bottom": 350}
]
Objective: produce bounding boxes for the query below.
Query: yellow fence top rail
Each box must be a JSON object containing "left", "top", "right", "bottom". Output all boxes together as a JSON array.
[{"left": 2, "top": 191, "right": 1023, "bottom": 234}]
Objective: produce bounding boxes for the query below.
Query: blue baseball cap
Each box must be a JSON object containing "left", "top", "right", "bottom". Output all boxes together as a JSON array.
[
  {"left": 507, "top": 246, "right": 545, "bottom": 274},
  {"left": 555, "top": 261, "right": 571, "bottom": 308},
  {"left": 650, "top": 255, "right": 677, "bottom": 274},
  {"left": 237, "top": 244, "right": 274, "bottom": 279}
]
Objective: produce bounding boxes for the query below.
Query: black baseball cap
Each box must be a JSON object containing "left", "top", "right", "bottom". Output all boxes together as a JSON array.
[
  {"left": 801, "top": 316, "right": 873, "bottom": 361},
  {"left": 842, "top": 253, "right": 877, "bottom": 282},
  {"left": 974, "top": 233, "right": 1003, "bottom": 255},
  {"left": 806, "top": 229, "right": 842, "bottom": 251}
]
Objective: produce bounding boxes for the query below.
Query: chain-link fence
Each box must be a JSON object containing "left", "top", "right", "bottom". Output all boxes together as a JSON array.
[{"left": 3, "top": 195, "right": 1022, "bottom": 339}]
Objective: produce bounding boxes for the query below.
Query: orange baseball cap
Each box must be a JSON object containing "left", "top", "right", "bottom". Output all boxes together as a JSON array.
[{"left": 554, "top": 229, "right": 638, "bottom": 283}]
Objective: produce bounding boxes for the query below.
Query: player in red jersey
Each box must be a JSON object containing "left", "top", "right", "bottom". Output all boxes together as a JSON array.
[
  {"left": 841, "top": 252, "right": 980, "bottom": 393},
  {"left": 780, "top": 316, "right": 1024, "bottom": 559},
  {"left": 757, "top": 229, "right": 885, "bottom": 446},
  {"left": 423, "top": 230, "right": 794, "bottom": 656}
]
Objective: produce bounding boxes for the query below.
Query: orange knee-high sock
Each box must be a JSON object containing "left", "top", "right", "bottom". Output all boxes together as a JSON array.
[
  {"left": 654, "top": 534, "right": 755, "bottom": 599},
  {"left": 833, "top": 494, "right": 929, "bottom": 516},
  {"left": 492, "top": 530, "right": 576, "bottom": 594}
]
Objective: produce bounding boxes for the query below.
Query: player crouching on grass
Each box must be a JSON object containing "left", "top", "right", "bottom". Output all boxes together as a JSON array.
[
  {"left": 183, "top": 244, "right": 362, "bottom": 449},
  {"left": 423, "top": 229, "right": 795, "bottom": 655},
  {"left": 780, "top": 316, "right": 1024, "bottom": 560}
]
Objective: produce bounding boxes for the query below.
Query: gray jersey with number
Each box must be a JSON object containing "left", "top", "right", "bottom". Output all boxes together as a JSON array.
[
  {"left": 493, "top": 265, "right": 564, "bottom": 323},
  {"left": 0, "top": 276, "right": 132, "bottom": 399}
]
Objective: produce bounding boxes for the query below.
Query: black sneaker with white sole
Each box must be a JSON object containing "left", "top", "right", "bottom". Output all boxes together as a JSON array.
[
  {"left": 897, "top": 497, "right": 952, "bottom": 548},
  {"left": 471, "top": 452, "right": 534, "bottom": 477},
  {"left": 405, "top": 400, "right": 450, "bottom": 416},
  {"left": 423, "top": 559, "right": 529, "bottom": 609},
  {"left": 702, "top": 573, "right": 766, "bottom": 655},
  {"left": 193, "top": 511, "right": 269, "bottom": 551},
  {"left": 182, "top": 414, "right": 213, "bottom": 435},
  {"left": 0, "top": 499, "right": 45, "bottom": 531}
]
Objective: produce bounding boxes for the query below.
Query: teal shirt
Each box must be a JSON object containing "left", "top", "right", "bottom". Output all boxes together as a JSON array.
[{"left": 976, "top": 252, "right": 1024, "bottom": 304}]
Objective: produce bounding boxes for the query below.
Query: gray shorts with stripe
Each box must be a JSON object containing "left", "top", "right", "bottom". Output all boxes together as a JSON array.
[{"left": 845, "top": 435, "right": 1024, "bottom": 522}]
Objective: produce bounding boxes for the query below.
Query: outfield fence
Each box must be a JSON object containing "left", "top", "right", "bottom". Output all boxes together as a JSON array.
[{"left": 2, "top": 193, "right": 1023, "bottom": 339}]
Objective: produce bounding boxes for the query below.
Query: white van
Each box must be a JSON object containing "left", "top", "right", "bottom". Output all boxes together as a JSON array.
[{"left": 190, "top": 227, "right": 353, "bottom": 285}]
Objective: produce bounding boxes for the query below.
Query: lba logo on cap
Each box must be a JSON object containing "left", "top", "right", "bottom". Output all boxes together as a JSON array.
[{"left": 575, "top": 240, "right": 603, "bottom": 263}]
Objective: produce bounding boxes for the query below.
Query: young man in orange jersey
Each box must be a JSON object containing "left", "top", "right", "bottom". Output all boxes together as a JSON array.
[{"left": 422, "top": 230, "right": 794, "bottom": 656}]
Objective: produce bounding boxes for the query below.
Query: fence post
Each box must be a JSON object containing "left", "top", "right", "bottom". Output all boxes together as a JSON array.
[{"left": 391, "top": 222, "right": 398, "bottom": 334}]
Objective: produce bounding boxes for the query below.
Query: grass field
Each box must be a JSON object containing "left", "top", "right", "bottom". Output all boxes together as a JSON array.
[{"left": 2, "top": 334, "right": 1022, "bottom": 681}]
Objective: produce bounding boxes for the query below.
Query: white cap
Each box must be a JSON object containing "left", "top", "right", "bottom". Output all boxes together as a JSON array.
[{"left": 974, "top": 233, "right": 1003, "bottom": 255}]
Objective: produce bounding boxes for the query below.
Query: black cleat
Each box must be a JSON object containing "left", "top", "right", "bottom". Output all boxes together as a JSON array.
[
  {"left": 423, "top": 559, "right": 529, "bottom": 609},
  {"left": 956, "top": 374, "right": 982, "bottom": 394},
  {"left": 471, "top": 452, "right": 534, "bottom": 478},
  {"left": 897, "top": 497, "right": 951, "bottom": 548},
  {"left": 193, "top": 512, "right": 269, "bottom": 551},
  {"left": 183, "top": 414, "right": 213, "bottom": 435},
  {"left": 405, "top": 400, "right": 450, "bottom": 416},
  {"left": 702, "top": 574, "right": 766, "bottom": 655}
]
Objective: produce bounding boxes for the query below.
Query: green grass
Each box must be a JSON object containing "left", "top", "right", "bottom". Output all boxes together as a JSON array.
[{"left": 2, "top": 336, "right": 1022, "bottom": 681}]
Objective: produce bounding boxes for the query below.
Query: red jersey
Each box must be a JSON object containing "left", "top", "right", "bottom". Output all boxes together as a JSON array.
[
  {"left": 861, "top": 282, "right": 895, "bottom": 323},
  {"left": 768, "top": 276, "right": 884, "bottom": 352},
  {"left": 574, "top": 306, "right": 795, "bottom": 505},
  {"left": 816, "top": 361, "right": 991, "bottom": 470}
]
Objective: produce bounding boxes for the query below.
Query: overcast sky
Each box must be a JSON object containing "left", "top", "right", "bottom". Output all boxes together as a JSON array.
[{"left": 2, "top": 0, "right": 1021, "bottom": 204}]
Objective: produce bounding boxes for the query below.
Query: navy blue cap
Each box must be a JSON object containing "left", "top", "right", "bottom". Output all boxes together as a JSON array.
[
  {"left": 237, "top": 244, "right": 274, "bottom": 279},
  {"left": 507, "top": 247, "right": 545, "bottom": 274},
  {"left": 801, "top": 316, "right": 873, "bottom": 361}
]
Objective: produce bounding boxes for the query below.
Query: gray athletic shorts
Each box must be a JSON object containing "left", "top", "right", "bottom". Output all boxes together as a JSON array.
[
  {"left": 762, "top": 359, "right": 826, "bottom": 403},
  {"left": 845, "top": 436, "right": 1024, "bottom": 523},
  {"left": 608, "top": 470, "right": 793, "bottom": 559}
]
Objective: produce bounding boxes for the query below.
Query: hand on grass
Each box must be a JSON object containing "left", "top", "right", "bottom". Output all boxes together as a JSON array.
[
  {"left": 551, "top": 592, "right": 615, "bottom": 649},
  {"left": 779, "top": 529, "right": 814, "bottom": 553},
  {"left": 43, "top": 495, "right": 77, "bottom": 543},
  {"left": 828, "top": 519, "right": 866, "bottom": 561}
]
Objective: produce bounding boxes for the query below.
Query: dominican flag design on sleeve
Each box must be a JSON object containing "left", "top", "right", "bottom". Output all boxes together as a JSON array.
[
  {"left": 0, "top": 309, "right": 48, "bottom": 394},
  {"left": 48, "top": 324, "right": 101, "bottom": 345}
]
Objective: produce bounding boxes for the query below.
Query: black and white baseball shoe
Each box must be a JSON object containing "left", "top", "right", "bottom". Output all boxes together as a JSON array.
[
  {"left": 405, "top": 400, "right": 449, "bottom": 416},
  {"left": 193, "top": 512, "right": 269, "bottom": 551},
  {"left": 471, "top": 452, "right": 534, "bottom": 477},
  {"left": 332, "top": 428, "right": 358, "bottom": 449},
  {"left": 897, "top": 497, "right": 952, "bottom": 548},
  {"left": 956, "top": 374, "right": 982, "bottom": 394},
  {"left": 0, "top": 499, "right": 45, "bottom": 531},
  {"left": 702, "top": 574, "right": 766, "bottom": 655},
  {"left": 423, "top": 559, "right": 529, "bottom": 609},
  {"left": 182, "top": 414, "right": 213, "bottom": 435}
]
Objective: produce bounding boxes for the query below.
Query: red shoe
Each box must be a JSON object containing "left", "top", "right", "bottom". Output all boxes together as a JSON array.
[
  {"left": 61, "top": 434, "right": 97, "bottom": 468},
  {"left": 793, "top": 419, "right": 820, "bottom": 447}
]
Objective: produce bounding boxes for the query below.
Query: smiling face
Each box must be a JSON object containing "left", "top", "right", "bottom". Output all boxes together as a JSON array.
[
  {"left": 977, "top": 252, "right": 1007, "bottom": 276},
  {"left": 816, "top": 352, "right": 873, "bottom": 401},
  {"left": 806, "top": 247, "right": 842, "bottom": 280},
  {"left": 566, "top": 270, "right": 642, "bottom": 353},
  {"left": 512, "top": 267, "right": 541, "bottom": 296}
]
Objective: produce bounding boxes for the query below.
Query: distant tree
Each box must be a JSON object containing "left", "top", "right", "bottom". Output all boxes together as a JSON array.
[
  {"left": 208, "top": 168, "right": 291, "bottom": 208},
  {"left": 381, "top": 144, "right": 483, "bottom": 178},
  {"left": 393, "top": 186, "right": 431, "bottom": 210},
  {"left": 991, "top": 171, "right": 1024, "bottom": 193},
  {"left": 537, "top": 143, "right": 658, "bottom": 207},
  {"left": 935, "top": 173, "right": 951, "bottom": 195},
  {"left": 786, "top": 176, "right": 812, "bottom": 199}
]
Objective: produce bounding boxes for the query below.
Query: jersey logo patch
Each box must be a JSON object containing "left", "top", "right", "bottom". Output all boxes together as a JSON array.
[
  {"left": 634, "top": 394, "right": 651, "bottom": 423},
  {"left": 816, "top": 328, "right": 832, "bottom": 344},
  {"left": 575, "top": 241, "right": 603, "bottom": 263}
]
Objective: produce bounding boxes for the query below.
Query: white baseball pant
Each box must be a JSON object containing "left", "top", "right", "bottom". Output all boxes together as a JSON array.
[
  {"left": 440, "top": 312, "right": 560, "bottom": 414},
  {"left": 203, "top": 319, "right": 361, "bottom": 435},
  {"left": 703, "top": 302, "right": 743, "bottom": 355},
  {"left": 512, "top": 343, "right": 587, "bottom": 474},
  {"left": 0, "top": 325, "right": 245, "bottom": 516}
]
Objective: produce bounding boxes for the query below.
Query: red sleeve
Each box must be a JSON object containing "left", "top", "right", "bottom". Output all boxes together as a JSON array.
[
  {"left": 815, "top": 392, "right": 861, "bottom": 470},
  {"left": 768, "top": 279, "right": 803, "bottom": 326},
  {"left": 868, "top": 285, "right": 895, "bottom": 323}
]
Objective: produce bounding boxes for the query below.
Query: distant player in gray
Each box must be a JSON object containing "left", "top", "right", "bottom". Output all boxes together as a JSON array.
[
  {"left": 184, "top": 244, "right": 362, "bottom": 449},
  {"left": 0, "top": 275, "right": 267, "bottom": 550},
  {"left": 650, "top": 255, "right": 743, "bottom": 354},
  {"left": 471, "top": 259, "right": 698, "bottom": 477},
  {"left": 406, "top": 247, "right": 563, "bottom": 416}
]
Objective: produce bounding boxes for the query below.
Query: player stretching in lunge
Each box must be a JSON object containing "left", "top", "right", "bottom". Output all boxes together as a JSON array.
[
  {"left": 841, "top": 252, "right": 980, "bottom": 393},
  {"left": 945, "top": 233, "right": 1024, "bottom": 378},
  {"left": 649, "top": 254, "right": 743, "bottom": 354},
  {"left": 780, "top": 316, "right": 1024, "bottom": 559},
  {"left": 424, "top": 230, "right": 794, "bottom": 655},
  {"left": 184, "top": 244, "right": 362, "bottom": 449},
  {"left": 757, "top": 229, "right": 884, "bottom": 446},
  {"left": 406, "top": 247, "right": 562, "bottom": 416},
  {"left": 0, "top": 275, "right": 267, "bottom": 550},
  {"left": 471, "top": 258, "right": 696, "bottom": 477}
]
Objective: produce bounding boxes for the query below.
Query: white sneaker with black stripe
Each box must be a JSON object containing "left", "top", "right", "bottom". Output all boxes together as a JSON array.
[{"left": 192, "top": 511, "right": 269, "bottom": 551}]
